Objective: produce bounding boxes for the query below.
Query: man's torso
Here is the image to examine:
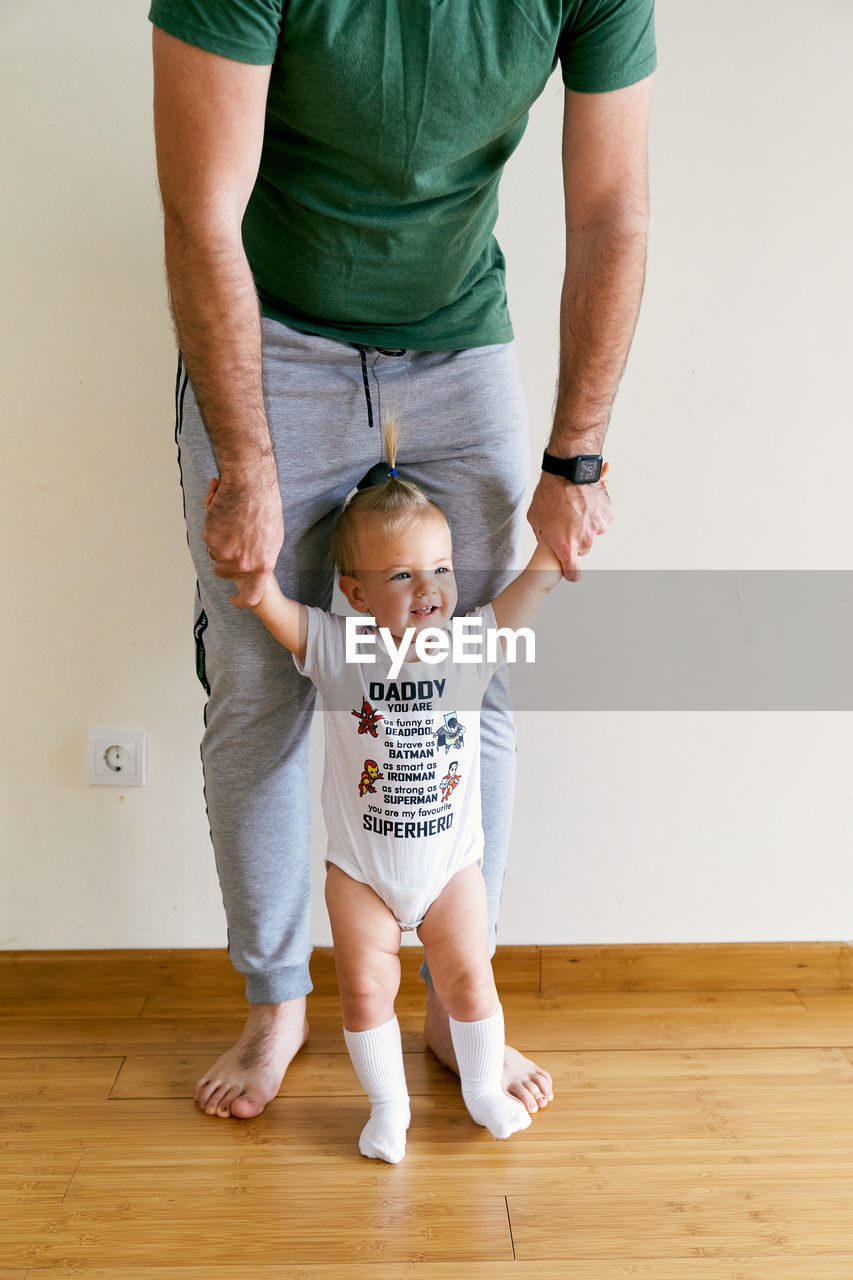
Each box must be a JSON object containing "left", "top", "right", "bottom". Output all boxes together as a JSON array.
[{"left": 150, "top": 0, "right": 656, "bottom": 348}]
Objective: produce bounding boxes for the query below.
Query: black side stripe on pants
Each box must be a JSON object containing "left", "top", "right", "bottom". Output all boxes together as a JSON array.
[
  {"left": 173, "top": 353, "right": 211, "bottom": 696},
  {"left": 174, "top": 352, "right": 190, "bottom": 521}
]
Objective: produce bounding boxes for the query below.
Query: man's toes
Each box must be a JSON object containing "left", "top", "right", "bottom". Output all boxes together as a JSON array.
[
  {"left": 230, "top": 1090, "right": 267, "bottom": 1119},
  {"left": 203, "top": 1082, "right": 231, "bottom": 1116},
  {"left": 506, "top": 1080, "right": 541, "bottom": 1114},
  {"left": 530, "top": 1069, "right": 554, "bottom": 1104},
  {"left": 214, "top": 1086, "right": 244, "bottom": 1117},
  {"left": 194, "top": 1078, "right": 219, "bottom": 1110}
]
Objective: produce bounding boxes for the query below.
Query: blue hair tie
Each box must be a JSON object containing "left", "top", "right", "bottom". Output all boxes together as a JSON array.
[{"left": 388, "top": 467, "right": 397, "bottom": 478}]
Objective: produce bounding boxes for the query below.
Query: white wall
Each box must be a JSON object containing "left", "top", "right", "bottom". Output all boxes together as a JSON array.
[{"left": 2, "top": 1, "right": 851, "bottom": 950}]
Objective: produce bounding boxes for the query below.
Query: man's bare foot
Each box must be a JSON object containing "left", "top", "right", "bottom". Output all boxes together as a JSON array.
[
  {"left": 194, "top": 997, "right": 309, "bottom": 1119},
  {"left": 423, "top": 986, "right": 553, "bottom": 1114}
]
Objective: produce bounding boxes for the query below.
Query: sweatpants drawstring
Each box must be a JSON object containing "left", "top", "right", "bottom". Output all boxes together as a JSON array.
[{"left": 357, "top": 346, "right": 408, "bottom": 431}]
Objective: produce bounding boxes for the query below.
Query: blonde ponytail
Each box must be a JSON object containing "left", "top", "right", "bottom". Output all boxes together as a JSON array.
[
  {"left": 383, "top": 417, "right": 400, "bottom": 479},
  {"left": 329, "top": 417, "right": 449, "bottom": 575}
]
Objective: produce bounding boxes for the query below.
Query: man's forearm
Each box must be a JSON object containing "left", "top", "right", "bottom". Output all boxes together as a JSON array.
[
  {"left": 164, "top": 214, "right": 274, "bottom": 480},
  {"left": 550, "top": 218, "right": 648, "bottom": 457}
]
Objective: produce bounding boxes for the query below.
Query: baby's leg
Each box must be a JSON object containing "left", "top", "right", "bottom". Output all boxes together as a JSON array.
[
  {"left": 418, "top": 863, "right": 531, "bottom": 1140},
  {"left": 325, "top": 864, "right": 410, "bottom": 1163}
]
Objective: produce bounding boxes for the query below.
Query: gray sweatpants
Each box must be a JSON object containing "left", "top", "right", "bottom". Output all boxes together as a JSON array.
[{"left": 176, "top": 317, "right": 529, "bottom": 1003}]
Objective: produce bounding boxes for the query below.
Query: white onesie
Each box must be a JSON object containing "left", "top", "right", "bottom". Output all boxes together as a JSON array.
[{"left": 294, "top": 605, "right": 506, "bottom": 929}]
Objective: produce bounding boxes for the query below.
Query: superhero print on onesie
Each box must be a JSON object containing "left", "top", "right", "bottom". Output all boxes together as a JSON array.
[
  {"left": 358, "top": 759, "right": 383, "bottom": 797},
  {"left": 352, "top": 699, "right": 384, "bottom": 738}
]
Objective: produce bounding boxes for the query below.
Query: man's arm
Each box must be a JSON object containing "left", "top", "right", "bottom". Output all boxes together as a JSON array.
[
  {"left": 527, "top": 75, "right": 653, "bottom": 581},
  {"left": 152, "top": 27, "right": 281, "bottom": 607}
]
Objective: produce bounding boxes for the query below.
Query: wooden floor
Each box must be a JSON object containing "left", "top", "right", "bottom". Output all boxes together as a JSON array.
[{"left": 4, "top": 943, "right": 853, "bottom": 1277}]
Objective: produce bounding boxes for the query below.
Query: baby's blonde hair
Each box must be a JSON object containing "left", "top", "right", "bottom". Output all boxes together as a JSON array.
[{"left": 330, "top": 419, "right": 449, "bottom": 576}]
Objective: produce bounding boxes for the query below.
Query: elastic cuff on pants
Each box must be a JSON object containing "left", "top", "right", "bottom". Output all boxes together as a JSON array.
[{"left": 244, "top": 960, "right": 313, "bottom": 1005}]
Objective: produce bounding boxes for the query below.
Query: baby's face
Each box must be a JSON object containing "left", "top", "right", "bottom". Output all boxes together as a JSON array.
[{"left": 344, "top": 512, "right": 457, "bottom": 640}]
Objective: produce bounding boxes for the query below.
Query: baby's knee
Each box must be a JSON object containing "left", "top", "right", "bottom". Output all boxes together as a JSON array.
[
  {"left": 438, "top": 968, "right": 497, "bottom": 1024},
  {"left": 339, "top": 976, "right": 397, "bottom": 1033}
]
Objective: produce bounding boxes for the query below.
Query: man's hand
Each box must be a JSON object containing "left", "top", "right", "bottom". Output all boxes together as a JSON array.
[
  {"left": 203, "top": 472, "right": 284, "bottom": 608},
  {"left": 526, "top": 465, "right": 611, "bottom": 583}
]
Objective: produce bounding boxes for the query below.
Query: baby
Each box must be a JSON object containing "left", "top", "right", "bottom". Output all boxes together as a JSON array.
[{"left": 207, "top": 422, "right": 562, "bottom": 1163}]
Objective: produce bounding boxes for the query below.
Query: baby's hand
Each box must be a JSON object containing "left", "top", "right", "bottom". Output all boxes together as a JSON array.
[
  {"left": 532, "top": 536, "right": 563, "bottom": 574},
  {"left": 204, "top": 477, "right": 220, "bottom": 515}
]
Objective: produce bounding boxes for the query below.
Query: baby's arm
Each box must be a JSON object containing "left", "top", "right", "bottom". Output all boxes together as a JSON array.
[
  {"left": 246, "top": 573, "right": 308, "bottom": 660},
  {"left": 490, "top": 538, "right": 563, "bottom": 636},
  {"left": 205, "top": 479, "right": 307, "bottom": 659}
]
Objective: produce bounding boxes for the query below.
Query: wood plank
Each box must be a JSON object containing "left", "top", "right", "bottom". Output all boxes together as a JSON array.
[
  {"left": 2, "top": 1192, "right": 512, "bottom": 1267},
  {"left": 541, "top": 942, "right": 853, "bottom": 992},
  {"left": 508, "top": 1180, "right": 853, "bottom": 1259},
  {"left": 0, "top": 950, "right": 239, "bottom": 1000},
  {"left": 795, "top": 990, "right": 853, "bottom": 1012},
  {"left": 21, "top": 1265, "right": 853, "bottom": 1280},
  {"left": 1, "top": 1095, "right": 540, "bottom": 1152},
  {"left": 31, "top": 1140, "right": 853, "bottom": 1266},
  {"left": 62, "top": 1138, "right": 853, "bottom": 1204},
  {"left": 1, "top": 1097, "right": 490, "bottom": 1149},
  {"left": 541, "top": 1045, "right": 853, "bottom": 1087},
  {"left": 0, "top": 1017, "right": 246, "bottom": 1058},
  {"left": 496, "top": 990, "right": 853, "bottom": 1051},
  {"left": 7, "top": 989, "right": 853, "bottom": 1058},
  {"left": 110, "top": 1051, "right": 455, "bottom": 1099},
  {"left": 5, "top": 942, "right": 853, "bottom": 1004},
  {"left": 0, "top": 946, "right": 539, "bottom": 1003},
  {"left": 0, "top": 1057, "right": 124, "bottom": 1104},
  {"left": 0, "top": 997, "right": 146, "bottom": 1021},
  {"left": 310, "top": 945, "right": 540, "bottom": 991},
  {"left": 139, "top": 946, "right": 540, "bottom": 1017},
  {"left": 110, "top": 1045, "right": 853, "bottom": 1101},
  {"left": 506, "top": 990, "right": 805, "bottom": 1010},
  {"left": 8, "top": 1059, "right": 853, "bottom": 1151},
  {"left": 0, "top": 1142, "right": 84, "bottom": 1207}
]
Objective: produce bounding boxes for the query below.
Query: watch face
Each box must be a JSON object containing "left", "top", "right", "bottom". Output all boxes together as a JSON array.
[{"left": 574, "top": 456, "right": 602, "bottom": 483}]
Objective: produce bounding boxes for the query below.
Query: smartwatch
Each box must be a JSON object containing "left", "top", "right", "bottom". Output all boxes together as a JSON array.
[{"left": 541, "top": 451, "right": 603, "bottom": 484}]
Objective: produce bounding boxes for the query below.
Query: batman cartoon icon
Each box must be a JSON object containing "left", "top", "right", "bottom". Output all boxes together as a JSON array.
[{"left": 434, "top": 711, "right": 466, "bottom": 753}]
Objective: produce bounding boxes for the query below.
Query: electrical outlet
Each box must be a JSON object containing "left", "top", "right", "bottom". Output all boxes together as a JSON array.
[{"left": 88, "top": 730, "right": 146, "bottom": 786}]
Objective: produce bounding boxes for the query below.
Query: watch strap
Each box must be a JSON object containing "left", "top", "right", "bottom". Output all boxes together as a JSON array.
[{"left": 541, "top": 451, "right": 604, "bottom": 484}]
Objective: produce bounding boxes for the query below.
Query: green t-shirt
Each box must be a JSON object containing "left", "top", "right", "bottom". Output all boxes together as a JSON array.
[{"left": 149, "top": 0, "right": 656, "bottom": 350}]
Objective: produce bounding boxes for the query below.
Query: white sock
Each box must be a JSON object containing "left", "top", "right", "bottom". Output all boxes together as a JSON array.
[
  {"left": 449, "top": 1007, "right": 532, "bottom": 1140},
  {"left": 343, "top": 1016, "right": 411, "bottom": 1164}
]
